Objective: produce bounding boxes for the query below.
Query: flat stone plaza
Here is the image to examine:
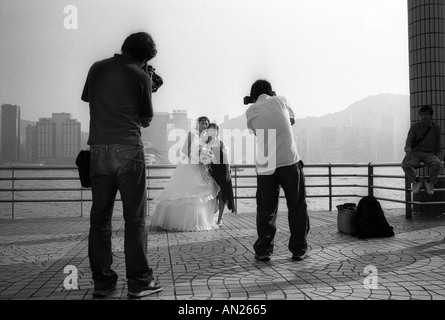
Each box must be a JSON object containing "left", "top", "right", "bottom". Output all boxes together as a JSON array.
[{"left": 0, "top": 208, "right": 445, "bottom": 301}]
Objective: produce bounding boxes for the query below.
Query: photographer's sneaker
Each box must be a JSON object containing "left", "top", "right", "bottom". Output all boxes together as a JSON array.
[
  {"left": 255, "top": 254, "right": 271, "bottom": 262},
  {"left": 92, "top": 283, "right": 117, "bottom": 298},
  {"left": 127, "top": 279, "right": 163, "bottom": 298},
  {"left": 412, "top": 181, "right": 422, "bottom": 194},
  {"left": 425, "top": 181, "right": 434, "bottom": 195},
  {"left": 292, "top": 253, "right": 308, "bottom": 261}
]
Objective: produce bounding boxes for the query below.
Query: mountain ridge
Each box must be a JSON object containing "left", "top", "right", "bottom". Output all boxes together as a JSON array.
[
  {"left": 219, "top": 93, "right": 411, "bottom": 163},
  {"left": 220, "top": 93, "right": 410, "bottom": 131}
]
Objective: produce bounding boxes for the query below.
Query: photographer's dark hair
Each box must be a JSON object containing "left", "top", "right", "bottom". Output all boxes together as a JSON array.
[
  {"left": 250, "top": 80, "right": 274, "bottom": 102},
  {"left": 419, "top": 105, "right": 433, "bottom": 116},
  {"left": 121, "top": 32, "right": 157, "bottom": 62}
]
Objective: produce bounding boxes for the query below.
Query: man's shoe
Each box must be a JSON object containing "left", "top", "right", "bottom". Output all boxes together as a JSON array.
[
  {"left": 425, "top": 181, "right": 434, "bottom": 195},
  {"left": 127, "top": 279, "right": 163, "bottom": 298},
  {"left": 292, "top": 253, "right": 308, "bottom": 261},
  {"left": 92, "top": 283, "right": 117, "bottom": 298},
  {"left": 412, "top": 181, "right": 422, "bottom": 194},
  {"left": 255, "top": 255, "right": 271, "bottom": 262}
]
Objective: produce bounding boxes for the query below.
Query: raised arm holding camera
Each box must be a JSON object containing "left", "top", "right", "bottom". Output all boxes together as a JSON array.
[{"left": 244, "top": 79, "right": 309, "bottom": 262}]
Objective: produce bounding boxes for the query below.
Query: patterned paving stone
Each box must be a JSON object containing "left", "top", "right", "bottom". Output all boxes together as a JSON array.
[{"left": 0, "top": 208, "right": 444, "bottom": 301}]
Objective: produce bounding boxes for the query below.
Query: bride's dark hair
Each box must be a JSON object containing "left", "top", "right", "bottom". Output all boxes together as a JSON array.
[{"left": 197, "top": 116, "right": 210, "bottom": 123}]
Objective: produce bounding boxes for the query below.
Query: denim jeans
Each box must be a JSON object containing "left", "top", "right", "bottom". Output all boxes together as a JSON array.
[
  {"left": 401, "top": 151, "right": 442, "bottom": 184},
  {"left": 254, "top": 161, "right": 310, "bottom": 257},
  {"left": 88, "top": 144, "right": 152, "bottom": 292}
]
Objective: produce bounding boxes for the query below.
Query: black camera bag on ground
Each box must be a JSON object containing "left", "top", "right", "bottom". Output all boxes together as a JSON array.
[{"left": 354, "top": 196, "right": 394, "bottom": 239}]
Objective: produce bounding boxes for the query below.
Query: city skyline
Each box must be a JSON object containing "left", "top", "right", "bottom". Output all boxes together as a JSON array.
[
  {"left": 0, "top": 107, "right": 82, "bottom": 164},
  {"left": 1, "top": 92, "right": 411, "bottom": 165}
]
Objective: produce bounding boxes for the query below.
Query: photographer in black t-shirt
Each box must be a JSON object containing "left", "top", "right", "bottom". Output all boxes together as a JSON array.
[{"left": 81, "top": 32, "right": 163, "bottom": 298}]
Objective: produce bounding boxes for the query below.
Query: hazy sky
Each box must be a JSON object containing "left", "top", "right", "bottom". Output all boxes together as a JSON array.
[{"left": 0, "top": 0, "right": 409, "bottom": 129}]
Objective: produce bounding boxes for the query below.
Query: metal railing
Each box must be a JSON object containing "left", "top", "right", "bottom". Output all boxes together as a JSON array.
[{"left": 0, "top": 163, "right": 444, "bottom": 219}]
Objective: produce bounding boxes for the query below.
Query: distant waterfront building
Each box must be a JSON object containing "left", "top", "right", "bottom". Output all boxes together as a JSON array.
[
  {"left": 141, "top": 111, "right": 189, "bottom": 164},
  {"left": 62, "top": 118, "right": 81, "bottom": 161},
  {"left": 36, "top": 118, "right": 56, "bottom": 162},
  {"left": 341, "top": 126, "right": 361, "bottom": 163},
  {"left": 24, "top": 124, "right": 37, "bottom": 163},
  {"left": 358, "top": 127, "right": 374, "bottom": 162},
  {"left": 52, "top": 113, "right": 71, "bottom": 160},
  {"left": 1, "top": 104, "right": 21, "bottom": 163},
  {"left": 320, "top": 127, "right": 341, "bottom": 163},
  {"left": 141, "top": 112, "right": 170, "bottom": 163},
  {"left": 170, "top": 110, "right": 189, "bottom": 132},
  {"left": 297, "top": 129, "right": 308, "bottom": 163},
  {"left": 376, "top": 115, "right": 395, "bottom": 162},
  {"left": 34, "top": 113, "right": 81, "bottom": 164}
]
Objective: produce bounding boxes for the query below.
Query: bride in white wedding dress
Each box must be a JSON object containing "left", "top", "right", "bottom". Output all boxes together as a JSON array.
[{"left": 150, "top": 117, "right": 220, "bottom": 231}]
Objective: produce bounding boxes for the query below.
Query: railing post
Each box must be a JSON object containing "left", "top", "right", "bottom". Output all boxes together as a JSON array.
[
  {"left": 405, "top": 175, "right": 412, "bottom": 219},
  {"left": 368, "top": 162, "right": 374, "bottom": 197},
  {"left": 234, "top": 165, "right": 238, "bottom": 211},
  {"left": 328, "top": 164, "right": 332, "bottom": 211},
  {"left": 146, "top": 164, "right": 150, "bottom": 217},
  {"left": 11, "top": 165, "right": 15, "bottom": 220},
  {"left": 143, "top": 164, "right": 148, "bottom": 254},
  {"left": 80, "top": 186, "right": 83, "bottom": 217}
]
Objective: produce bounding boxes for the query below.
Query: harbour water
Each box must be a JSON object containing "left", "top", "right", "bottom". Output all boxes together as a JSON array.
[{"left": 0, "top": 165, "right": 406, "bottom": 219}]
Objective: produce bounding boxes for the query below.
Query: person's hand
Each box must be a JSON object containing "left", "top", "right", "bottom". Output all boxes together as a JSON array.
[{"left": 141, "top": 117, "right": 152, "bottom": 128}]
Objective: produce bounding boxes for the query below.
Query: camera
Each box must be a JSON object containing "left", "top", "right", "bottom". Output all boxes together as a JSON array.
[
  {"left": 243, "top": 96, "right": 254, "bottom": 105},
  {"left": 142, "top": 65, "right": 164, "bottom": 93}
]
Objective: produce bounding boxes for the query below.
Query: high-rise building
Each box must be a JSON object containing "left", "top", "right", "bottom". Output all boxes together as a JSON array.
[
  {"left": 24, "top": 124, "right": 37, "bottom": 163},
  {"left": 376, "top": 115, "right": 395, "bottom": 162},
  {"left": 36, "top": 118, "right": 56, "bottom": 162},
  {"left": 320, "top": 127, "right": 341, "bottom": 163},
  {"left": 170, "top": 110, "right": 188, "bottom": 132},
  {"left": 52, "top": 113, "right": 72, "bottom": 160},
  {"left": 1, "top": 104, "right": 21, "bottom": 163},
  {"left": 32, "top": 113, "right": 81, "bottom": 164},
  {"left": 141, "top": 111, "right": 190, "bottom": 164},
  {"left": 141, "top": 112, "right": 170, "bottom": 163},
  {"left": 297, "top": 129, "right": 308, "bottom": 163},
  {"left": 62, "top": 119, "right": 81, "bottom": 161}
]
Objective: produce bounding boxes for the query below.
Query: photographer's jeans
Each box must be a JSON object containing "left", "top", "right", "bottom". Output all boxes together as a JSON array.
[
  {"left": 254, "top": 161, "right": 310, "bottom": 257},
  {"left": 88, "top": 144, "right": 152, "bottom": 292}
]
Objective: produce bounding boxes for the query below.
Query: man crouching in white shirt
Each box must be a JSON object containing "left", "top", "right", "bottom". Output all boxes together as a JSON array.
[{"left": 245, "top": 79, "right": 310, "bottom": 262}]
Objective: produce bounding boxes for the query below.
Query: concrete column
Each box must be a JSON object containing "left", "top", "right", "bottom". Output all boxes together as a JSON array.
[{"left": 408, "top": 0, "right": 445, "bottom": 214}]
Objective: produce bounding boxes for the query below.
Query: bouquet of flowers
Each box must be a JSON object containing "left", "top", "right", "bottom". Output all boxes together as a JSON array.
[{"left": 199, "top": 144, "right": 215, "bottom": 166}]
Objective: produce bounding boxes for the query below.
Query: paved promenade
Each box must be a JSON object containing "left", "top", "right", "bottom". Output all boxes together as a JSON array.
[{"left": 1, "top": 208, "right": 445, "bottom": 302}]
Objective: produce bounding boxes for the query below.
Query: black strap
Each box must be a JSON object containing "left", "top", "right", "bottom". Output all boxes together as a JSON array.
[{"left": 412, "top": 126, "right": 432, "bottom": 149}]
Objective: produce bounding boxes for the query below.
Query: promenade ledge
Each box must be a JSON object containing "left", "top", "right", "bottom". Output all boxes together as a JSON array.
[
  {"left": 0, "top": 163, "right": 444, "bottom": 302},
  {"left": 0, "top": 209, "right": 444, "bottom": 301}
]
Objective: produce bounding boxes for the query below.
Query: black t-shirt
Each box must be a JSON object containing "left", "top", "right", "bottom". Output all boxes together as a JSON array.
[{"left": 81, "top": 54, "right": 153, "bottom": 146}]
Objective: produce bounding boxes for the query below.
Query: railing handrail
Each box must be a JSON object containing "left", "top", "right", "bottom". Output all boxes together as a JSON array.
[
  {"left": 0, "top": 162, "right": 405, "bottom": 170},
  {"left": 0, "top": 162, "right": 443, "bottom": 219}
]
